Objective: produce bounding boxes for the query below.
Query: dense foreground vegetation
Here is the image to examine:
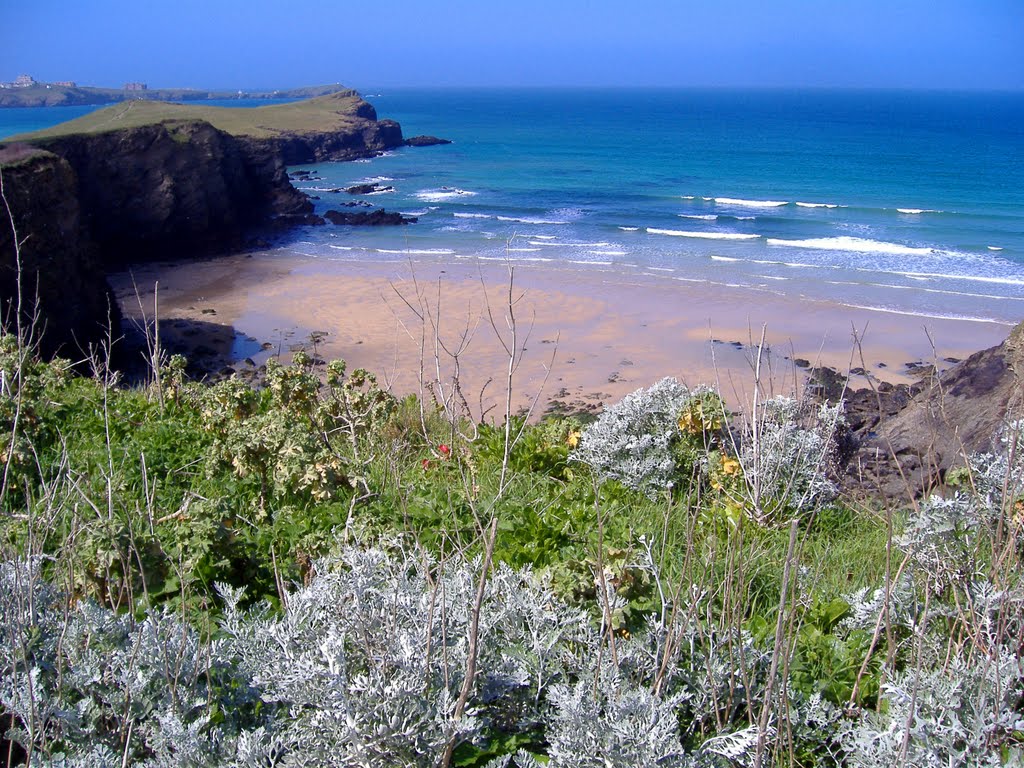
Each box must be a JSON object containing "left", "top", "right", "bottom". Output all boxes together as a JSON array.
[{"left": 0, "top": 333, "right": 1021, "bottom": 766}]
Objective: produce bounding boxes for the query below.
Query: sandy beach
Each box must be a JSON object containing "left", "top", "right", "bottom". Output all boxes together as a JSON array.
[{"left": 111, "top": 248, "right": 1013, "bottom": 417}]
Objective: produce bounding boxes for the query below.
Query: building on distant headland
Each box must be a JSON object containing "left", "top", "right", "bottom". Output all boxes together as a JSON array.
[
  {"left": 13, "top": 75, "right": 36, "bottom": 88},
  {"left": 124, "top": 82, "right": 148, "bottom": 91},
  {"left": 53, "top": 81, "right": 76, "bottom": 87}
]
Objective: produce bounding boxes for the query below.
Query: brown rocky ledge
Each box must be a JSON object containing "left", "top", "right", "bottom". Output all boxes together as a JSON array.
[{"left": 821, "top": 320, "right": 1024, "bottom": 501}]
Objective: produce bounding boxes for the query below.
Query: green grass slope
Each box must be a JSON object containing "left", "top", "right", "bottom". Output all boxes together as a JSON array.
[{"left": 7, "top": 89, "right": 375, "bottom": 141}]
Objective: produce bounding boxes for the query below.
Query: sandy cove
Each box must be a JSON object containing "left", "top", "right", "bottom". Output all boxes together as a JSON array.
[{"left": 110, "top": 248, "right": 1013, "bottom": 417}]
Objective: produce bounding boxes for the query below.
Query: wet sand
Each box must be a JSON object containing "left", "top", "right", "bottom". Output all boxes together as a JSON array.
[{"left": 110, "top": 248, "right": 1014, "bottom": 416}]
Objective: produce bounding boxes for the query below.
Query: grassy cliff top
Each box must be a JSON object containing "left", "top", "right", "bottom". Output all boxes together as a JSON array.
[{"left": 8, "top": 89, "right": 377, "bottom": 141}]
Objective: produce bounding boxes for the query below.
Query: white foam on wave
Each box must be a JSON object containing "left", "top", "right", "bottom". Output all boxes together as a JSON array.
[
  {"left": 647, "top": 228, "right": 760, "bottom": 240},
  {"left": 715, "top": 197, "right": 788, "bottom": 208},
  {"left": 454, "top": 212, "right": 492, "bottom": 219},
  {"left": 377, "top": 248, "right": 456, "bottom": 255},
  {"left": 528, "top": 240, "right": 612, "bottom": 248},
  {"left": 710, "top": 255, "right": 741, "bottom": 262},
  {"left": 825, "top": 279, "right": 1024, "bottom": 302},
  {"left": 679, "top": 214, "right": 719, "bottom": 220},
  {"left": 840, "top": 304, "right": 1010, "bottom": 325},
  {"left": 619, "top": 226, "right": 640, "bottom": 231},
  {"left": 895, "top": 270, "right": 1024, "bottom": 287},
  {"left": 507, "top": 248, "right": 542, "bottom": 253},
  {"left": 496, "top": 215, "right": 570, "bottom": 225},
  {"left": 568, "top": 260, "right": 613, "bottom": 266},
  {"left": 296, "top": 186, "right": 340, "bottom": 192},
  {"left": 795, "top": 201, "right": 840, "bottom": 209},
  {"left": 589, "top": 250, "right": 628, "bottom": 256},
  {"left": 648, "top": 266, "right": 675, "bottom": 272},
  {"left": 360, "top": 176, "right": 394, "bottom": 183},
  {"left": 527, "top": 234, "right": 558, "bottom": 240},
  {"left": 414, "top": 188, "right": 477, "bottom": 202},
  {"left": 328, "top": 245, "right": 355, "bottom": 251},
  {"left": 767, "top": 236, "right": 933, "bottom": 256},
  {"left": 681, "top": 195, "right": 696, "bottom": 200},
  {"left": 897, "top": 208, "right": 940, "bottom": 215},
  {"left": 988, "top": 246, "right": 1004, "bottom": 251},
  {"left": 400, "top": 209, "right": 431, "bottom": 217}
]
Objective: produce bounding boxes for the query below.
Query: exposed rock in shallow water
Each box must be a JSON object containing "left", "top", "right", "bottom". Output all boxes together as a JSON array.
[
  {"left": 324, "top": 209, "right": 416, "bottom": 226},
  {"left": 404, "top": 135, "right": 452, "bottom": 147}
]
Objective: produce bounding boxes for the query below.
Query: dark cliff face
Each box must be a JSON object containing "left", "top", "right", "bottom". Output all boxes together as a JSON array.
[
  {"left": 268, "top": 119, "right": 404, "bottom": 164},
  {"left": 0, "top": 146, "right": 119, "bottom": 358},
  {"left": 32, "top": 121, "right": 313, "bottom": 267}
]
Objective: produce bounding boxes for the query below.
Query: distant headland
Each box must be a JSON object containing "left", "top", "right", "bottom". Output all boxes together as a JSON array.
[{"left": 0, "top": 74, "right": 351, "bottom": 108}]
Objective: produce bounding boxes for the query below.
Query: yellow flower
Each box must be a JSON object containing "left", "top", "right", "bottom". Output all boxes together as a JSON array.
[
  {"left": 566, "top": 430, "right": 581, "bottom": 448},
  {"left": 721, "top": 456, "right": 741, "bottom": 476}
]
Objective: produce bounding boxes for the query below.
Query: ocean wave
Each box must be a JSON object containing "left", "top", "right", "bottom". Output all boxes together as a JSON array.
[
  {"left": 647, "top": 228, "right": 760, "bottom": 240},
  {"left": 619, "top": 226, "right": 640, "bottom": 231},
  {"left": 766, "top": 236, "right": 933, "bottom": 256},
  {"left": 896, "top": 208, "right": 941, "bottom": 215},
  {"left": 715, "top": 197, "right": 788, "bottom": 208},
  {"left": 681, "top": 195, "right": 696, "bottom": 200},
  {"left": 360, "top": 176, "right": 394, "bottom": 183},
  {"left": 376, "top": 248, "right": 456, "bottom": 255},
  {"left": 414, "top": 188, "right": 477, "bottom": 202},
  {"left": 527, "top": 234, "right": 558, "bottom": 240},
  {"left": 895, "top": 270, "right": 1024, "bottom": 287},
  {"left": 648, "top": 266, "right": 675, "bottom": 272},
  {"left": 328, "top": 245, "right": 355, "bottom": 251},
  {"left": 710, "top": 255, "right": 741, "bottom": 262},
  {"left": 496, "top": 215, "right": 570, "bottom": 225},
  {"left": 528, "top": 240, "right": 612, "bottom": 248},
  {"left": 840, "top": 303, "right": 1009, "bottom": 324},
  {"left": 569, "top": 260, "right": 613, "bottom": 266},
  {"left": 678, "top": 214, "right": 719, "bottom": 220},
  {"left": 825, "top": 279, "right": 1024, "bottom": 302},
  {"left": 453, "top": 212, "right": 492, "bottom": 219},
  {"left": 588, "top": 250, "right": 628, "bottom": 256},
  {"left": 400, "top": 209, "right": 431, "bottom": 217},
  {"left": 296, "top": 186, "right": 341, "bottom": 192},
  {"left": 507, "top": 248, "right": 542, "bottom": 253},
  {"left": 988, "top": 246, "right": 1004, "bottom": 251},
  {"left": 795, "top": 201, "right": 840, "bottom": 209}
]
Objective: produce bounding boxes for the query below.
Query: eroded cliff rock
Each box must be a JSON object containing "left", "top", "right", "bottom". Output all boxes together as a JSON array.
[
  {"left": 0, "top": 145, "right": 118, "bottom": 358},
  {"left": 837, "top": 321, "right": 1024, "bottom": 500},
  {"left": 27, "top": 120, "right": 313, "bottom": 267}
]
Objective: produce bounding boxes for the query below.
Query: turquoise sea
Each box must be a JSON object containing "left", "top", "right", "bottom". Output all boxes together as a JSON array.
[{"left": 4, "top": 89, "right": 1024, "bottom": 327}]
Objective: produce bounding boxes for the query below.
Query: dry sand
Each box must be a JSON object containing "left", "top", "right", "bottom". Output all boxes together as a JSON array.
[{"left": 110, "top": 248, "right": 1013, "bottom": 417}]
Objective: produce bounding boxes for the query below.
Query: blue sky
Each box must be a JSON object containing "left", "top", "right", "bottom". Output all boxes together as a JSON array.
[{"left": 1, "top": 0, "right": 1021, "bottom": 90}]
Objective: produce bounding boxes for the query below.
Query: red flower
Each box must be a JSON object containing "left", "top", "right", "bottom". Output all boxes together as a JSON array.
[
  {"left": 421, "top": 459, "right": 432, "bottom": 470},
  {"left": 438, "top": 444, "right": 451, "bottom": 458}
]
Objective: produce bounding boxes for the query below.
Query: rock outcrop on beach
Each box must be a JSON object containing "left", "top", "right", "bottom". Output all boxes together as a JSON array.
[{"left": 834, "top": 321, "right": 1024, "bottom": 500}]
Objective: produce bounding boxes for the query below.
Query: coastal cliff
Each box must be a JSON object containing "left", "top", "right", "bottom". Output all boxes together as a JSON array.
[
  {"left": 0, "top": 145, "right": 118, "bottom": 359},
  {"left": 27, "top": 120, "right": 314, "bottom": 265},
  {"left": 0, "top": 90, "right": 412, "bottom": 354}
]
